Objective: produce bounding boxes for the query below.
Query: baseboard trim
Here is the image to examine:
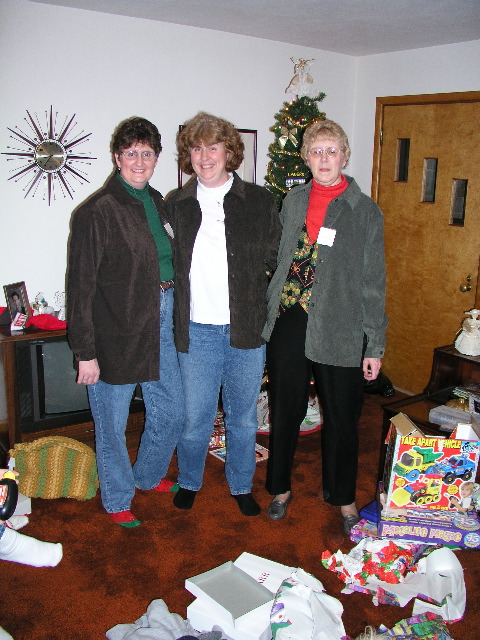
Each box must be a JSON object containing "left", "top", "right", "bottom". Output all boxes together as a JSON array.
[{"left": 392, "top": 386, "right": 416, "bottom": 396}]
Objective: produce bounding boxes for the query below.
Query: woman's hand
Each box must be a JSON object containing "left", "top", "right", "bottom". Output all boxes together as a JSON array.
[
  {"left": 363, "top": 357, "right": 381, "bottom": 381},
  {"left": 77, "top": 359, "right": 100, "bottom": 385}
]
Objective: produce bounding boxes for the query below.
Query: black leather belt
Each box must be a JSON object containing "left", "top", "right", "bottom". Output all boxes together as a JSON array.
[{"left": 159, "top": 280, "right": 174, "bottom": 290}]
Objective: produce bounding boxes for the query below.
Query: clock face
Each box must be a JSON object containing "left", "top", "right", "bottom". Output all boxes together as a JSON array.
[
  {"left": 2, "top": 106, "right": 96, "bottom": 205},
  {"left": 35, "top": 140, "right": 66, "bottom": 173}
]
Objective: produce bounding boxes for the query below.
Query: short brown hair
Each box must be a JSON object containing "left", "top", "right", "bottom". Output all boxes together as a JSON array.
[
  {"left": 301, "top": 119, "right": 351, "bottom": 166},
  {"left": 177, "top": 112, "right": 244, "bottom": 175},
  {"left": 112, "top": 117, "right": 162, "bottom": 156}
]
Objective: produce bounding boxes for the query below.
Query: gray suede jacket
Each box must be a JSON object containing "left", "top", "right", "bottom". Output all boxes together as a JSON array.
[
  {"left": 166, "top": 173, "right": 281, "bottom": 352},
  {"left": 262, "top": 176, "right": 388, "bottom": 367}
]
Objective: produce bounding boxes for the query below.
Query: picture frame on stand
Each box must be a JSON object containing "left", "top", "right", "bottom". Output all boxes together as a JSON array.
[{"left": 3, "top": 281, "right": 31, "bottom": 322}]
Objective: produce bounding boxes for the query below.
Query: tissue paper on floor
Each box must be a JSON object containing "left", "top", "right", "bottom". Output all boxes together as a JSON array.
[{"left": 270, "top": 568, "right": 346, "bottom": 640}]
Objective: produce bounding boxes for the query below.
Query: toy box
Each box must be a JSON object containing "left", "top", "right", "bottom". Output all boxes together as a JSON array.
[
  {"left": 186, "top": 552, "right": 292, "bottom": 640},
  {"left": 428, "top": 404, "right": 469, "bottom": 430},
  {"left": 382, "top": 413, "right": 480, "bottom": 512},
  {"left": 378, "top": 505, "right": 480, "bottom": 549}
]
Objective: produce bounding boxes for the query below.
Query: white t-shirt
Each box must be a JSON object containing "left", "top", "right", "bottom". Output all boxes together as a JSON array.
[{"left": 189, "top": 175, "right": 234, "bottom": 324}]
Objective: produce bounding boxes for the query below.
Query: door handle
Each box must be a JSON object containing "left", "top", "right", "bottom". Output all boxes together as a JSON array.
[{"left": 459, "top": 275, "right": 472, "bottom": 292}]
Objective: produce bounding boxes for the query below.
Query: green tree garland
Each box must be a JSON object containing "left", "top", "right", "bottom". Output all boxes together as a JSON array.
[{"left": 265, "top": 93, "right": 326, "bottom": 208}]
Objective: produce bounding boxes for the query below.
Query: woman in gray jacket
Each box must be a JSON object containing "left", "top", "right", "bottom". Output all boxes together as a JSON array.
[{"left": 263, "top": 119, "right": 387, "bottom": 534}]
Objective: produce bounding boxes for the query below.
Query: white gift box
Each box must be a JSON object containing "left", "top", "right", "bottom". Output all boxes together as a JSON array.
[
  {"left": 185, "top": 561, "right": 272, "bottom": 628},
  {"left": 186, "top": 552, "right": 292, "bottom": 640},
  {"left": 187, "top": 598, "right": 273, "bottom": 640}
]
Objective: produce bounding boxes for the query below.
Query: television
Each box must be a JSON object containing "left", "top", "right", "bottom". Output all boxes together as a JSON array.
[{"left": 14, "top": 334, "right": 144, "bottom": 434}]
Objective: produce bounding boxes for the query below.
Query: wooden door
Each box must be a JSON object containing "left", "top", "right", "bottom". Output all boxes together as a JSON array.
[{"left": 371, "top": 92, "right": 480, "bottom": 394}]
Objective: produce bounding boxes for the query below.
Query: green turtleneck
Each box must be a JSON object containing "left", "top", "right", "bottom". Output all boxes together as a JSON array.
[{"left": 118, "top": 174, "right": 174, "bottom": 282}]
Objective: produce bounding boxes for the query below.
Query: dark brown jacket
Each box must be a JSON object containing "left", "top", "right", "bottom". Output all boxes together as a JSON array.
[
  {"left": 67, "top": 174, "right": 172, "bottom": 384},
  {"left": 166, "top": 173, "right": 280, "bottom": 352}
]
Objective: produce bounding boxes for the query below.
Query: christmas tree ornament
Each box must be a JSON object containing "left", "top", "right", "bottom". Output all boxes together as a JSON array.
[
  {"left": 265, "top": 62, "right": 326, "bottom": 208},
  {"left": 285, "top": 58, "right": 316, "bottom": 99}
]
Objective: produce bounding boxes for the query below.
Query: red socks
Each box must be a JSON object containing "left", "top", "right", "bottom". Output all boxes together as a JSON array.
[
  {"left": 107, "top": 479, "right": 178, "bottom": 526},
  {"left": 109, "top": 510, "right": 141, "bottom": 528},
  {"left": 152, "top": 479, "right": 179, "bottom": 492}
]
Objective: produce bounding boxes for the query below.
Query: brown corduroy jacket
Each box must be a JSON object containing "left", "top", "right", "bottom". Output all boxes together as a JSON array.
[
  {"left": 67, "top": 174, "right": 172, "bottom": 384},
  {"left": 166, "top": 173, "right": 281, "bottom": 353}
]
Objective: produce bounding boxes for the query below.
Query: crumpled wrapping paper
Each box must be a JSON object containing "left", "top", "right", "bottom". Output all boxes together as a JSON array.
[
  {"left": 270, "top": 568, "right": 346, "bottom": 640},
  {"left": 322, "top": 539, "right": 466, "bottom": 622},
  {"left": 344, "top": 612, "right": 454, "bottom": 640}
]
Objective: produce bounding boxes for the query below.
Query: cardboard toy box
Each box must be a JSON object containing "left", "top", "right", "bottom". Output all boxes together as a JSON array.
[
  {"left": 186, "top": 552, "right": 293, "bottom": 640},
  {"left": 378, "top": 504, "right": 480, "bottom": 549},
  {"left": 382, "top": 413, "right": 480, "bottom": 512}
]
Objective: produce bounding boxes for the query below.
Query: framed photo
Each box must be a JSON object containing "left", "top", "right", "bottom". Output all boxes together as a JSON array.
[
  {"left": 3, "top": 281, "right": 31, "bottom": 322},
  {"left": 178, "top": 127, "right": 257, "bottom": 187}
]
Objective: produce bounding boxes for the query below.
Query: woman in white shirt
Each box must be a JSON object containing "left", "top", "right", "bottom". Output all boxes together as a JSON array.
[{"left": 167, "top": 112, "right": 280, "bottom": 516}]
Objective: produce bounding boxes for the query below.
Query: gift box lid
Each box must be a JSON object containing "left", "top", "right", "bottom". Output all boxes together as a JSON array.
[
  {"left": 185, "top": 561, "right": 273, "bottom": 628},
  {"left": 187, "top": 598, "right": 272, "bottom": 640},
  {"left": 233, "top": 552, "right": 293, "bottom": 594}
]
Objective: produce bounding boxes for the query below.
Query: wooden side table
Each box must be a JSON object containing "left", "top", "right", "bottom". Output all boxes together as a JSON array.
[{"left": 382, "top": 344, "right": 480, "bottom": 434}]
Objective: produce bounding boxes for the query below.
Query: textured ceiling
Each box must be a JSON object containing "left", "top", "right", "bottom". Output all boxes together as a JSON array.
[{"left": 29, "top": 0, "right": 480, "bottom": 56}]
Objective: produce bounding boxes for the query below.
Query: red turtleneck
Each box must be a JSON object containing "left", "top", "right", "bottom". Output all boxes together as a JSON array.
[{"left": 306, "top": 174, "right": 348, "bottom": 243}]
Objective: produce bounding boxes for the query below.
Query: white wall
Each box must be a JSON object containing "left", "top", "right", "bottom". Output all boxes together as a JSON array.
[
  {"left": 0, "top": 0, "right": 356, "bottom": 419},
  {"left": 0, "top": 0, "right": 479, "bottom": 419},
  {"left": 0, "top": 0, "right": 355, "bottom": 306}
]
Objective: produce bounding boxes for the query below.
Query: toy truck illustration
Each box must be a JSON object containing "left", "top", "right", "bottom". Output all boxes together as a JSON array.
[
  {"left": 441, "top": 454, "right": 475, "bottom": 485},
  {"left": 394, "top": 448, "right": 475, "bottom": 484},
  {"left": 393, "top": 447, "right": 443, "bottom": 482},
  {"left": 405, "top": 479, "right": 441, "bottom": 505}
]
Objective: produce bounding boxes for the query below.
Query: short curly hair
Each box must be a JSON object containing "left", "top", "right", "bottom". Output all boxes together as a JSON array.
[
  {"left": 111, "top": 117, "right": 162, "bottom": 156},
  {"left": 177, "top": 112, "right": 244, "bottom": 175},
  {"left": 300, "top": 119, "right": 351, "bottom": 166}
]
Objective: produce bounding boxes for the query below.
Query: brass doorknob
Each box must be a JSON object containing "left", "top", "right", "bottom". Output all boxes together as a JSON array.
[{"left": 459, "top": 275, "right": 472, "bottom": 292}]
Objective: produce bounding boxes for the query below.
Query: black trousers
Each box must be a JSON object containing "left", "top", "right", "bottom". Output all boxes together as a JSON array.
[{"left": 265, "top": 304, "right": 364, "bottom": 506}]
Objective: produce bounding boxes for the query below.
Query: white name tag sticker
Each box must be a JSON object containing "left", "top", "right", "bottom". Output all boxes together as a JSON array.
[{"left": 317, "top": 226, "right": 336, "bottom": 246}]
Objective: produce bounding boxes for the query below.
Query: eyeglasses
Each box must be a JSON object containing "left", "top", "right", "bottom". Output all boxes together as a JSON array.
[
  {"left": 121, "top": 150, "right": 157, "bottom": 161},
  {"left": 308, "top": 147, "right": 342, "bottom": 158}
]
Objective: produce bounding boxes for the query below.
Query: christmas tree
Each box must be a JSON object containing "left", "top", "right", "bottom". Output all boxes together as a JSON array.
[{"left": 265, "top": 65, "right": 326, "bottom": 208}]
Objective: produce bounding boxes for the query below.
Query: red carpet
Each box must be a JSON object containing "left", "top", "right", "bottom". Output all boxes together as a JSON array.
[{"left": 1, "top": 394, "right": 479, "bottom": 639}]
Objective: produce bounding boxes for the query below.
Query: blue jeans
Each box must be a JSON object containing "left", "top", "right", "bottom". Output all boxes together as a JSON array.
[
  {"left": 88, "top": 288, "right": 184, "bottom": 513},
  {"left": 177, "top": 322, "right": 265, "bottom": 495}
]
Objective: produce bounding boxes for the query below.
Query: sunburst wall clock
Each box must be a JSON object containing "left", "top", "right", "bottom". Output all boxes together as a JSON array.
[{"left": 2, "top": 106, "right": 97, "bottom": 205}]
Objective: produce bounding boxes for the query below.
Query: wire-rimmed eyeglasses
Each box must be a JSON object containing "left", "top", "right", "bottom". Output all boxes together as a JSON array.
[
  {"left": 308, "top": 147, "right": 342, "bottom": 158},
  {"left": 121, "top": 150, "right": 157, "bottom": 161}
]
